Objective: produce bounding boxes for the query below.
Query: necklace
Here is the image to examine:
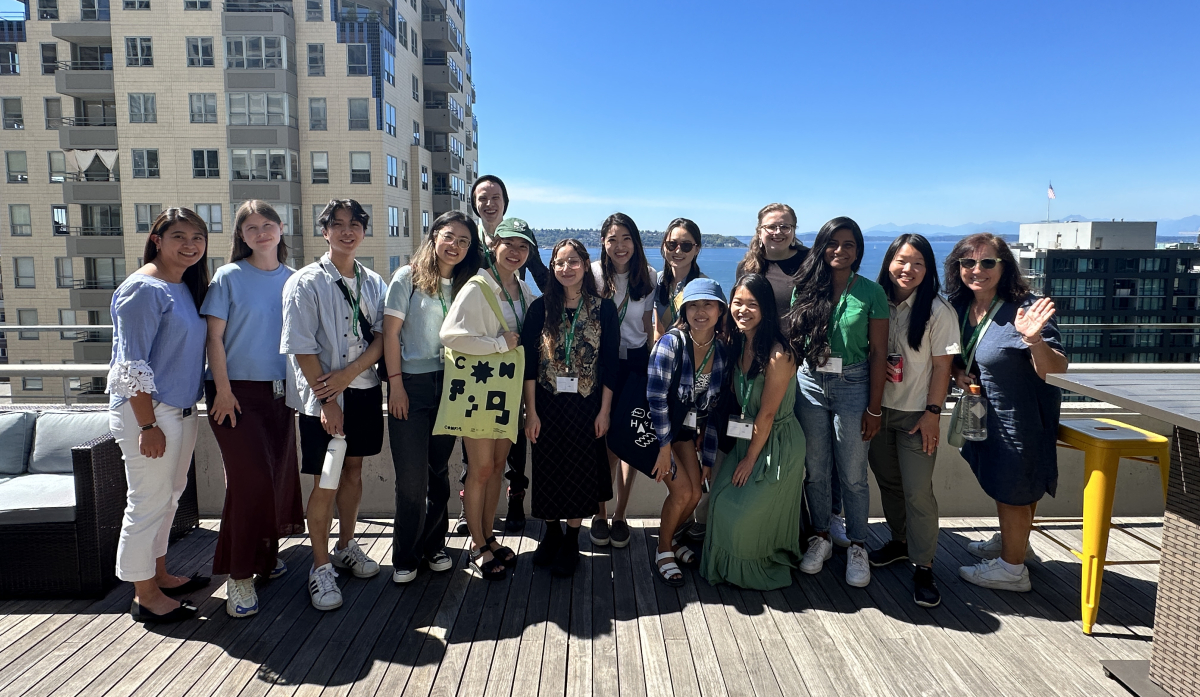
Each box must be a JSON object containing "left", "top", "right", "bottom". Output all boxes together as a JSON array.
[{"left": 692, "top": 333, "right": 714, "bottom": 349}]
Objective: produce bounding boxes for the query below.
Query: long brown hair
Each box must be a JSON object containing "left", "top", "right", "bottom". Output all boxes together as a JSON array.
[
  {"left": 598, "top": 212, "right": 654, "bottom": 301},
  {"left": 410, "top": 210, "right": 482, "bottom": 296},
  {"left": 943, "top": 232, "right": 1031, "bottom": 306},
  {"left": 736, "top": 203, "right": 804, "bottom": 278},
  {"left": 229, "top": 199, "right": 288, "bottom": 264},
  {"left": 542, "top": 239, "right": 599, "bottom": 348},
  {"left": 144, "top": 207, "right": 210, "bottom": 309},
  {"left": 655, "top": 217, "right": 704, "bottom": 307}
]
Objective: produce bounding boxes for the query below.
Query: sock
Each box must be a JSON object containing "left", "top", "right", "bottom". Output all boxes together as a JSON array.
[{"left": 997, "top": 558, "right": 1025, "bottom": 576}]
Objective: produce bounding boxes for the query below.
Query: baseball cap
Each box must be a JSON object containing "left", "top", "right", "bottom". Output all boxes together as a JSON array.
[{"left": 493, "top": 218, "right": 537, "bottom": 248}]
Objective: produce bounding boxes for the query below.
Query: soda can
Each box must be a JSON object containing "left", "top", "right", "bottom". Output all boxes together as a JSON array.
[{"left": 886, "top": 353, "right": 903, "bottom": 383}]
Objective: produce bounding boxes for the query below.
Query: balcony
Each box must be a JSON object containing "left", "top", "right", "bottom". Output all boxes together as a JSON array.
[
  {"left": 61, "top": 172, "right": 120, "bottom": 205},
  {"left": 222, "top": 0, "right": 293, "bottom": 15},
  {"left": 421, "top": 18, "right": 462, "bottom": 54},
  {"left": 69, "top": 281, "right": 118, "bottom": 311},
  {"left": 73, "top": 336, "right": 113, "bottom": 363},
  {"left": 63, "top": 226, "right": 123, "bottom": 256},
  {"left": 423, "top": 55, "right": 463, "bottom": 93},
  {"left": 431, "top": 150, "right": 461, "bottom": 174},
  {"left": 58, "top": 118, "right": 118, "bottom": 150},
  {"left": 423, "top": 100, "right": 464, "bottom": 132},
  {"left": 433, "top": 192, "right": 460, "bottom": 214},
  {"left": 50, "top": 22, "right": 112, "bottom": 44},
  {"left": 54, "top": 63, "right": 114, "bottom": 98}
]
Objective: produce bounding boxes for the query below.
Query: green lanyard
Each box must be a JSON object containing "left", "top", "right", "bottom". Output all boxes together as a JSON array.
[
  {"left": 347, "top": 262, "right": 363, "bottom": 338},
  {"left": 735, "top": 343, "right": 753, "bottom": 418},
  {"left": 437, "top": 282, "right": 448, "bottom": 316},
  {"left": 960, "top": 296, "right": 1000, "bottom": 357},
  {"left": 486, "top": 254, "right": 526, "bottom": 332},
  {"left": 617, "top": 290, "right": 631, "bottom": 325},
  {"left": 561, "top": 301, "right": 583, "bottom": 369},
  {"left": 692, "top": 335, "right": 716, "bottom": 397},
  {"left": 828, "top": 272, "right": 857, "bottom": 336}
]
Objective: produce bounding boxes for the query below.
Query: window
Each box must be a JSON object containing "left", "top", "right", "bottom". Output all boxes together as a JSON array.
[
  {"left": 44, "top": 97, "right": 62, "bottom": 129},
  {"left": 307, "top": 43, "right": 324, "bottom": 76},
  {"left": 18, "top": 311, "right": 39, "bottom": 341},
  {"left": 386, "top": 155, "right": 397, "bottom": 187},
  {"left": 21, "top": 360, "right": 43, "bottom": 391},
  {"left": 183, "top": 0, "right": 211, "bottom": 8},
  {"left": 85, "top": 257, "right": 126, "bottom": 288},
  {"left": 131, "top": 149, "right": 159, "bottom": 178},
  {"left": 421, "top": 210, "right": 429, "bottom": 234},
  {"left": 311, "top": 151, "right": 328, "bottom": 183},
  {"left": 312, "top": 204, "right": 324, "bottom": 236},
  {"left": 59, "top": 309, "right": 77, "bottom": 340},
  {"left": 411, "top": 29, "right": 417, "bottom": 56},
  {"left": 135, "top": 203, "right": 161, "bottom": 232},
  {"left": 361, "top": 205, "right": 372, "bottom": 236},
  {"left": 6, "top": 151, "right": 28, "bottom": 183},
  {"left": 207, "top": 257, "right": 224, "bottom": 276},
  {"left": 186, "top": 37, "right": 214, "bottom": 67},
  {"left": 0, "top": 44, "right": 18, "bottom": 75},
  {"left": 188, "top": 93, "right": 217, "bottom": 124},
  {"left": 229, "top": 149, "right": 298, "bottom": 181},
  {"left": 195, "top": 204, "right": 222, "bottom": 233},
  {"left": 125, "top": 37, "right": 153, "bottom": 67},
  {"left": 348, "top": 98, "right": 369, "bottom": 130},
  {"left": 397, "top": 15, "right": 408, "bottom": 48},
  {"left": 382, "top": 50, "right": 394, "bottom": 85},
  {"left": 350, "top": 152, "right": 370, "bottom": 183},
  {"left": 48, "top": 151, "right": 66, "bottom": 182},
  {"left": 55, "top": 258, "right": 73, "bottom": 288},
  {"left": 13, "top": 257, "right": 35, "bottom": 288},
  {"left": 389, "top": 255, "right": 400, "bottom": 274},
  {"left": 308, "top": 97, "right": 326, "bottom": 130},
  {"left": 412, "top": 120, "right": 420, "bottom": 146},
  {"left": 52, "top": 205, "right": 68, "bottom": 235},
  {"left": 346, "top": 44, "right": 367, "bottom": 76},
  {"left": 129, "top": 93, "right": 156, "bottom": 123},
  {"left": 9, "top": 204, "right": 31, "bottom": 236},
  {"left": 306, "top": 0, "right": 321, "bottom": 21},
  {"left": 192, "top": 149, "right": 219, "bottom": 178},
  {"left": 123, "top": 0, "right": 149, "bottom": 8},
  {"left": 412, "top": 75, "right": 419, "bottom": 102},
  {"left": 38, "top": 0, "right": 59, "bottom": 20},
  {"left": 357, "top": 257, "right": 374, "bottom": 271},
  {"left": 388, "top": 206, "right": 398, "bottom": 237},
  {"left": 227, "top": 92, "right": 296, "bottom": 127},
  {"left": 1, "top": 98, "right": 21, "bottom": 130},
  {"left": 385, "top": 103, "right": 396, "bottom": 136},
  {"left": 420, "top": 165, "right": 428, "bottom": 190},
  {"left": 41, "top": 44, "right": 57, "bottom": 75},
  {"left": 225, "top": 36, "right": 286, "bottom": 70}
]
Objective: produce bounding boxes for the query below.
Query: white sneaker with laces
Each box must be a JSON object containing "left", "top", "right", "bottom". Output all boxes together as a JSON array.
[
  {"left": 331, "top": 539, "right": 380, "bottom": 578},
  {"left": 800, "top": 536, "right": 834, "bottom": 575},
  {"left": 967, "top": 532, "right": 1037, "bottom": 561},
  {"left": 959, "top": 558, "right": 1032, "bottom": 592},
  {"left": 225, "top": 577, "right": 258, "bottom": 618},
  {"left": 845, "top": 545, "right": 871, "bottom": 588},
  {"left": 829, "top": 515, "right": 851, "bottom": 548},
  {"left": 308, "top": 563, "right": 343, "bottom": 610},
  {"left": 426, "top": 550, "right": 453, "bottom": 572},
  {"left": 269, "top": 557, "right": 287, "bottom": 579},
  {"left": 392, "top": 567, "right": 418, "bottom": 584}
]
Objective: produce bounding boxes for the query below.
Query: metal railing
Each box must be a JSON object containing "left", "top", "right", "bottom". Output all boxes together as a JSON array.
[
  {"left": 223, "top": 0, "right": 293, "bottom": 14},
  {"left": 62, "top": 171, "right": 120, "bottom": 182},
  {"left": 59, "top": 116, "right": 117, "bottom": 127},
  {"left": 56, "top": 60, "right": 113, "bottom": 71},
  {"left": 73, "top": 279, "right": 121, "bottom": 289},
  {"left": 62, "top": 225, "right": 123, "bottom": 236}
]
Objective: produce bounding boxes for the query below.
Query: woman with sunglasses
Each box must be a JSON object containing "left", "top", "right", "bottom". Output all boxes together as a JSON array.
[
  {"left": 655, "top": 218, "right": 707, "bottom": 338},
  {"left": 522, "top": 240, "right": 620, "bottom": 577},
  {"left": 384, "top": 211, "right": 482, "bottom": 585},
  {"left": 785, "top": 216, "right": 889, "bottom": 589},
  {"left": 590, "top": 213, "right": 657, "bottom": 549},
  {"left": 735, "top": 203, "right": 809, "bottom": 318},
  {"left": 946, "top": 233, "right": 1066, "bottom": 593}
]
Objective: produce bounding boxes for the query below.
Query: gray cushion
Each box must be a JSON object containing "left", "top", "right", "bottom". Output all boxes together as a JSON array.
[
  {"left": 0, "top": 412, "right": 35, "bottom": 475},
  {"left": 0, "top": 474, "right": 76, "bottom": 524},
  {"left": 28, "top": 412, "right": 112, "bottom": 475}
]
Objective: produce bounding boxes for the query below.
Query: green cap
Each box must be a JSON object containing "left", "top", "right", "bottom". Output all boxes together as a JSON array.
[{"left": 493, "top": 217, "right": 537, "bottom": 248}]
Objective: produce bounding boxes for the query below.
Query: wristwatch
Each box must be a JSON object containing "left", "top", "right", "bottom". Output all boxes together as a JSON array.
[
  {"left": 140, "top": 422, "right": 159, "bottom": 431},
  {"left": 925, "top": 404, "right": 942, "bottom": 415}
]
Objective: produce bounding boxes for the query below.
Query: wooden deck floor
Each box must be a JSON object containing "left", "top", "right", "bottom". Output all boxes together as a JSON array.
[{"left": 0, "top": 517, "right": 1160, "bottom": 697}]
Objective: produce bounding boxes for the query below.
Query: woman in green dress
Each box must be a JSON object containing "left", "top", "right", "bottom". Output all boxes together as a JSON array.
[{"left": 702, "top": 273, "right": 807, "bottom": 590}]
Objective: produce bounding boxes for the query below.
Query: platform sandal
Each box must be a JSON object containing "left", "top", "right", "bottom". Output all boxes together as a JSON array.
[
  {"left": 673, "top": 543, "right": 698, "bottom": 567},
  {"left": 470, "top": 545, "right": 507, "bottom": 581},
  {"left": 486, "top": 535, "right": 517, "bottom": 568},
  {"left": 655, "top": 550, "right": 684, "bottom": 587}
]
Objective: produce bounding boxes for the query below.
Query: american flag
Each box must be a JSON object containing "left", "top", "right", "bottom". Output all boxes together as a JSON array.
[{"left": 1047, "top": 183, "right": 1056, "bottom": 200}]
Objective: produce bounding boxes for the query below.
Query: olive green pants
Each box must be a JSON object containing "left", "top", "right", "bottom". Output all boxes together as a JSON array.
[{"left": 867, "top": 408, "right": 940, "bottom": 566}]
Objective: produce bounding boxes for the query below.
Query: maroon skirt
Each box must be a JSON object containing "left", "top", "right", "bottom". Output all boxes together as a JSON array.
[{"left": 206, "top": 380, "right": 306, "bottom": 578}]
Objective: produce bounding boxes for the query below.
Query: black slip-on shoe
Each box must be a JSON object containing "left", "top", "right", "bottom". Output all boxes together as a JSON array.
[
  {"left": 131, "top": 599, "right": 199, "bottom": 623},
  {"left": 867, "top": 540, "right": 909, "bottom": 568}
]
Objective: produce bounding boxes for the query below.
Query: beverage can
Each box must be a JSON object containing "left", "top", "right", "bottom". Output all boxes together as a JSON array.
[{"left": 886, "top": 353, "right": 903, "bottom": 383}]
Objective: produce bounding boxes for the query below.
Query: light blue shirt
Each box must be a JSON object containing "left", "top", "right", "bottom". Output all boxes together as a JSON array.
[
  {"left": 201, "top": 260, "right": 293, "bottom": 382},
  {"left": 107, "top": 274, "right": 207, "bottom": 410},
  {"left": 383, "top": 266, "right": 452, "bottom": 375}
]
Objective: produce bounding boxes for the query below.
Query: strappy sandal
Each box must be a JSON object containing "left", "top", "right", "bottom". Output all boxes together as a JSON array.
[
  {"left": 486, "top": 535, "right": 518, "bottom": 568},
  {"left": 674, "top": 544, "right": 698, "bottom": 567},
  {"left": 655, "top": 551, "right": 684, "bottom": 587},
  {"left": 470, "top": 545, "right": 507, "bottom": 581}
]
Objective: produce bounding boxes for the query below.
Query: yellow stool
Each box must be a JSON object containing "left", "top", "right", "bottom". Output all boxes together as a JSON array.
[{"left": 1040, "top": 418, "right": 1170, "bottom": 634}]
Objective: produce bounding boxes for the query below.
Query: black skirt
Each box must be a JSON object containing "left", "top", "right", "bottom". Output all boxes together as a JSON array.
[{"left": 530, "top": 383, "right": 614, "bottom": 520}]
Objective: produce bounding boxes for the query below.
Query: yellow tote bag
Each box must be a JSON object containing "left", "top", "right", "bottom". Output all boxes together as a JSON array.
[{"left": 433, "top": 277, "right": 525, "bottom": 443}]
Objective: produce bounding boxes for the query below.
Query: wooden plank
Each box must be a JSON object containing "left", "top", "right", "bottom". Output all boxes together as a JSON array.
[
  {"left": 671, "top": 556, "right": 728, "bottom": 697},
  {"left": 712, "top": 584, "right": 784, "bottom": 697},
  {"left": 608, "top": 521, "right": 647, "bottom": 697},
  {"left": 510, "top": 521, "right": 553, "bottom": 697},
  {"left": 623, "top": 523, "right": 673, "bottom": 697},
  {"left": 481, "top": 522, "right": 541, "bottom": 697},
  {"left": 725, "top": 585, "right": 810, "bottom": 697},
  {"left": 565, "top": 525, "right": 594, "bottom": 697},
  {"left": 589, "top": 531, "right": 619, "bottom": 697},
  {"left": 638, "top": 525, "right": 698, "bottom": 697}
]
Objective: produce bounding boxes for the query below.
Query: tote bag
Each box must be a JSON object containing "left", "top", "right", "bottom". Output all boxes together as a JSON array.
[
  {"left": 432, "top": 277, "right": 525, "bottom": 443},
  {"left": 607, "top": 330, "right": 688, "bottom": 476},
  {"left": 947, "top": 302, "right": 1002, "bottom": 448}
]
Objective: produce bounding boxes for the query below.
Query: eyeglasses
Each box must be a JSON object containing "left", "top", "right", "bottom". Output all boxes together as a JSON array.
[
  {"left": 664, "top": 240, "right": 696, "bottom": 254},
  {"left": 437, "top": 231, "right": 471, "bottom": 249},
  {"left": 759, "top": 224, "right": 796, "bottom": 235},
  {"left": 552, "top": 257, "right": 583, "bottom": 270},
  {"left": 958, "top": 257, "right": 1002, "bottom": 270}
]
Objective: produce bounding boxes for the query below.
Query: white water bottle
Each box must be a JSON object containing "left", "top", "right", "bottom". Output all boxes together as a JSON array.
[
  {"left": 319, "top": 434, "right": 347, "bottom": 489},
  {"left": 961, "top": 384, "right": 988, "bottom": 442}
]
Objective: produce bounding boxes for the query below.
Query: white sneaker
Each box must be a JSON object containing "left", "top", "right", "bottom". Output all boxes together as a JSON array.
[
  {"left": 308, "top": 563, "right": 343, "bottom": 610},
  {"left": 426, "top": 550, "right": 454, "bottom": 572},
  {"left": 331, "top": 539, "right": 380, "bottom": 578},
  {"left": 967, "top": 532, "right": 1037, "bottom": 561},
  {"left": 800, "top": 536, "right": 834, "bottom": 575},
  {"left": 845, "top": 545, "right": 871, "bottom": 588},
  {"left": 829, "top": 515, "right": 851, "bottom": 548},
  {"left": 959, "top": 558, "right": 1032, "bottom": 592},
  {"left": 225, "top": 577, "right": 258, "bottom": 618},
  {"left": 268, "top": 557, "right": 287, "bottom": 579},
  {"left": 392, "top": 567, "right": 418, "bottom": 584}
]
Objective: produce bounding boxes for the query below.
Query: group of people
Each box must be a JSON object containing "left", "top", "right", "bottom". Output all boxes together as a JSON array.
[{"left": 105, "top": 174, "right": 1066, "bottom": 624}]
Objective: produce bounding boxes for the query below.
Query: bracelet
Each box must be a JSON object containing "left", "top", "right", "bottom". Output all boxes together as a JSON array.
[
  {"left": 140, "top": 422, "right": 158, "bottom": 432},
  {"left": 866, "top": 408, "right": 882, "bottom": 418},
  {"left": 388, "top": 372, "right": 403, "bottom": 380},
  {"left": 1020, "top": 335, "right": 1043, "bottom": 346}
]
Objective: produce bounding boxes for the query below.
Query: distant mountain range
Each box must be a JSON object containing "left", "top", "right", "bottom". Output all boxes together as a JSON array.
[{"left": 858, "top": 216, "right": 1200, "bottom": 238}]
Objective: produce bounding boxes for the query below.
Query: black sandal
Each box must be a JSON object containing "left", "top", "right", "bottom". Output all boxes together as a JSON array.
[
  {"left": 486, "top": 535, "right": 517, "bottom": 568},
  {"left": 470, "top": 546, "right": 507, "bottom": 581}
]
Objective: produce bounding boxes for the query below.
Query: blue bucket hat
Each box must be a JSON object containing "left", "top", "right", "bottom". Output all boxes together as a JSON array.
[{"left": 680, "top": 278, "right": 726, "bottom": 306}]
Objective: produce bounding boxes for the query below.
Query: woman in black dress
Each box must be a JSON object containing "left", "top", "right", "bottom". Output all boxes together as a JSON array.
[{"left": 522, "top": 239, "right": 620, "bottom": 577}]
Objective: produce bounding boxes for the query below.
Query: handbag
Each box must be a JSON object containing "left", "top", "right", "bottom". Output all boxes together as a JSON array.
[
  {"left": 947, "top": 301, "right": 1002, "bottom": 448},
  {"left": 334, "top": 271, "right": 388, "bottom": 385},
  {"left": 608, "top": 331, "right": 687, "bottom": 477},
  {"left": 432, "top": 277, "right": 526, "bottom": 443}
]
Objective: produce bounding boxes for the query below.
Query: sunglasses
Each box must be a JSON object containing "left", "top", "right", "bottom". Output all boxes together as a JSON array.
[
  {"left": 958, "top": 257, "right": 1002, "bottom": 270},
  {"left": 664, "top": 240, "right": 696, "bottom": 254}
]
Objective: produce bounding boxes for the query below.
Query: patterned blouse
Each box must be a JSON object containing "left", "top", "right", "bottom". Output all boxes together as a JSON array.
[{"left": 520, "top": 294, "right": 620, "bottom": 398}]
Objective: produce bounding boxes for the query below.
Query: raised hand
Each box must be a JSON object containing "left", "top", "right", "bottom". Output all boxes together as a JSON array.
[{"left": 1015, "top": 297, "right": 1056, "bottom": 344}]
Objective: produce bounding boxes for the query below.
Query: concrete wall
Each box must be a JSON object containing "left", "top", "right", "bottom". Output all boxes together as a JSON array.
[{"left": 194, "top": 402, "right": 1173, "bottom": 520}]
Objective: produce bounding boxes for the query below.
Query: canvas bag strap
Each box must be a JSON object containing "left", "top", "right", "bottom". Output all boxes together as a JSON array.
[{"left": 469, "top": 276, "right": 511, "bottom": 333}]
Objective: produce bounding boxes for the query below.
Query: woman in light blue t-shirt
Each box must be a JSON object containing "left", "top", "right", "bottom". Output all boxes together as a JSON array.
[{"left": 200, "top": 200, "right": 306, "bottom": 619}]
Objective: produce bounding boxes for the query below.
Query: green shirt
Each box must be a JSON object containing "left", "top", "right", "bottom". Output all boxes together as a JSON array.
[{"left": 829, "top": 275, "right": 889, "bottom": 366}]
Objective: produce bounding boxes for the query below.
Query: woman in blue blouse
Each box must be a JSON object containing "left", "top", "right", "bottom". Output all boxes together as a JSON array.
[{"left": 107, "top": 208, "right": 210, "bottom": 623}]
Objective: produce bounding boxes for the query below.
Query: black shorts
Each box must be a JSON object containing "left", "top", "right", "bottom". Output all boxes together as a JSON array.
[{"left": 298, "top": 384, "right": 384, "bottom": 475}]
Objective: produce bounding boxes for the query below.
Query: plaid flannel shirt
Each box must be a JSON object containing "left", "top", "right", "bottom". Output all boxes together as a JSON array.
[{"left": 646, "top": 329, "right": 727, "bottom": 468}]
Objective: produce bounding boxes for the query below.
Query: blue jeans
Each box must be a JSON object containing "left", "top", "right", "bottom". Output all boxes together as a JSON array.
[{"left": 796, "top": 360, "right": 871, "bottom": 544}]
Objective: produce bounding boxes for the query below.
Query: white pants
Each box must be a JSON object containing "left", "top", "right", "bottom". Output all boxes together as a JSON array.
[{"left": 111, "top": 400, "right": 199, "bottom": 582}]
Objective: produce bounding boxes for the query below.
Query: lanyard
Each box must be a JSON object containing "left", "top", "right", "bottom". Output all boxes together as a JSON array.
[
  {"left": 828, "top": 272, "right": 857, "bottom": 335},
  {"left": 437, "top": 282, "right": 448, "bottom": 316},
  {"left": 486, "top": 254, "right": 526, "bottom": 332},
  {"left": 561, "top": 301, "right": 583, "bottom": 369},
  {"left": 692, "top": 335, "right": 716, "bottom": 394},
  {"left": 736, "top": 344, "right": 754, "bottom": 418},
  {"left": 617, "top": 290, "right": 631, "bottom": 325},
  {"left": 346, "top": 262, "right": 363, "bottom": 338},
  {"left": 960, "top": 296, "right": 1000, "bottom": 357}
]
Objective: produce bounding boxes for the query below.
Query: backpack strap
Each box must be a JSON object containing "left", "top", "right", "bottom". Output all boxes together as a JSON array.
[{"left": 469, "top": 276, "right": 511, "bottom": 333}]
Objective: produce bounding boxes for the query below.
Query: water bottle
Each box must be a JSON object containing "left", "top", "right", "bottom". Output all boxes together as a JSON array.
[
  {"left": 319, "top": 434, "right": 347, "bottom": 489},
  {"left": 961, "top": 384, "right": 988, "bottom": 441}
]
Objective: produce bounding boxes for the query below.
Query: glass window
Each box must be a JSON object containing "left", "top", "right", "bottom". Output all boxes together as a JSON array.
[
  {"left": 13, "top": 257, "right": 35, "bottom": 288},
  {"left": 348, "top": 98, "right": 369, "bottom": 130},
  {"left": 192, "top": 149, "right": 219, "bottom": 178},
  {"left": 312, "top": 204, "right": 324, "bottom": 236},
  {"left": 385, "top": 103, "right": 396, "bottom": 136},
  {"left": 350, "top": 152, "right": 370, "bottom": 183},
  {"left": 6, "top": 151, "right": 28, "bottom": 183},
  {"left": 358, "top": 257, "right": 374, "bottom": 271},
  {"left": 123, "top": 0, "right": 149, "bottom": 9},
  {"left": 305, "top": 0, "right": 321, "bottom": 21},
  {"left": 411, "top": 29, "right": 417, "bottom": 56},
  {"left": 397, "top": 16, "right": 408, "bottom": 47},
  {"left": 81, "top": 0, "right": 110, "bottom": 20},
  {"left": 17, "top": 309, "right": 39, "bottom": 340},
  {"left": 55, "top": 258, "right": 73, "bottom": 288},
  {"left": 308, "top": 97, "right": 326, "bottom": 130},
  {"left": 402, "top": 208, "right": 409, "bottom": 237},
  {"left": 420, "top": 165, "right": 428, "bottom": 190},
  {"left": 207, "top": 257, "right": 224, "bottom": 276},
  {"left": 225, "top": 35, "right": 287, "bottom": 71},
  {"left": 125, "top": 37, "right": 153, "bottom": 67},
  {"left": 44, "top": 97, "right": 62, "bottom": 129},
  {"left": 135, "top": 203, "right": 160, "bottom": 232},
  {"left": 189, "top": 93, "right": 217, "bottom": 124},
  {"left": 59, "top": 309, "right": 78, "bottom": 340},
  {"left": 1, "top": 98, "right": 22, "bottom": 130},
  {"left": 311, "top": 151, "right": 328, "bottom": 184},
  {"left": 40, "top": 44, "right": 57, "bottom": 75},
  {"left": 9, "top": 204, "right": 31, "bottom": 236},
  {"left": 195, "top": 204, "right": 222, "bottom": 233},
  {"left": 38, "top": 0, "right": 59, "bottom": 20},
  {"left": 48, "top": 151, "right": 66, "bottom": 182},
  {"left": 131, "top": 148, "right": 159, "bottom": 178},
  {"left": 361, "top": 205, "right": 372, "bottom": 236},
  {"left": 412, "top": 119, "right": 420, "bottom": 146},
  {"left": 412, "top": 74, "right": 419, "bottom": 102},
  {"left": 229, "top": 149, "right": 297, "bottom": 181},
  {"left": 347, "top": 44, "right": 367, "bottom": 76},
  {"left": 21, "top": 360, "right": 42, "bottom": 391},
  {"left": 386, "top": 155, "right": 397, "bottom": 187},
  {"left": 184, "top": 0, "right": 211, "bottom": 8},
  {"left": 128, "top": 93, "right": 155, "bottom": 123},
  {"left": 0, "top": 44, "right": 18, "bottom": 75},
  {"left": 383, "top": 50, "right": 394, "bottom": 85},
  {"left": 390, "top": 255, "right": 400, "bottom": 274},
  {"left": 401, "top": 159, "right": 408, "bottom": 189},
  {"left": 186, "top": 37, "right": 214, "bottom": 67},
  {"left": 421, "top": 210, "right": 429, "bottom": 234},
  {"left": 307, "top": 43, "right": 324, "bottom": 76},
  {"left": 227, "top": 92, "right": 293, "bottom": 127},
  {"left": 388, "top": 206, "right": 398, "bottom": 237},
  {"left": 52, "top": 205, "right": 68, "bottom": 235}
]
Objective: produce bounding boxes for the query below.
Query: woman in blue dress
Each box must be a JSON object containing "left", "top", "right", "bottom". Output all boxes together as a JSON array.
[{"left": 946, "top": 233, "right": 1067, "bottom": 593}]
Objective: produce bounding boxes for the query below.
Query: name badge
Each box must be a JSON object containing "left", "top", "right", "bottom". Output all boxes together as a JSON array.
[
  {"left": 556, "top": 376, "right": 579, "bottom": 394},
  {"left": 619, "top": 346, "right": 628, "bottom": 360},
  {"left": 817, "top": 355, "right": 843, "bottom": 374},
  {"left": 727, "top": 416, "right": 753, "bottom": 440},
  {"left": 182, "top": 407, "right": 193, "bottom": 418},
  {"left": 683, "top": 410, "right": 698, "bottom": 429},
  {"left": 273, "top": 379, "right": 286, "bottom": 399}
]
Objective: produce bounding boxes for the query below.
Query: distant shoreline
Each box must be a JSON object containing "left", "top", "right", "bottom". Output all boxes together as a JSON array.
[{"left": 534, "top": 229, "right": 746, "bottom": 249}]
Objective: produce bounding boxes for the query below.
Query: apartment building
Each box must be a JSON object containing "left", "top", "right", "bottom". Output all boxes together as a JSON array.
[
  {"left": 1015, "top": 221, "right": 1200, "bottom": 364},
  {"left": 0, "top": 0, "right": 479, "bottom": 401}
]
